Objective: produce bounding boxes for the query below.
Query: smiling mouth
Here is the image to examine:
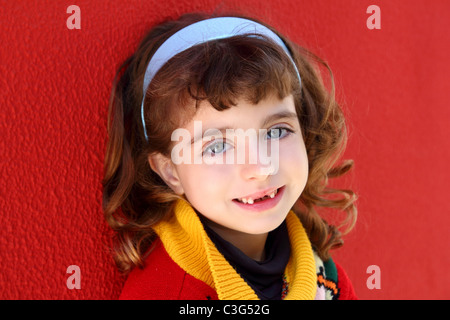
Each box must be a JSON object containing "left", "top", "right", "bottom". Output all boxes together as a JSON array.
[{"left": 233, "top": 187, "right": 282, "bottom": 205}]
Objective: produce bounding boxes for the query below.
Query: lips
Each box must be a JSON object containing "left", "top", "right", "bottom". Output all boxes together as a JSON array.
[
  {"left": 232, "top": 186, "right": 284, "bottom": 211},
  {"left": 235, "top": 188, "right": 279, "bottom": 204}
]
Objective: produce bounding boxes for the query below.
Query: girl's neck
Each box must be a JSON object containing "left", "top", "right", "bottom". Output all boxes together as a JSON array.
[{"left": 203, "top": 219, "right": 268, "bottom": 261}]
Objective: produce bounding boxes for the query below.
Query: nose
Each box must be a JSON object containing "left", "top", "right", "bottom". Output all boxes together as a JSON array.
[
  {"left": 240, "top": 163, "right": 276, "bottom": 181},
  {"left": 239, "top": 140, "right": 277, "bottom": 181}
]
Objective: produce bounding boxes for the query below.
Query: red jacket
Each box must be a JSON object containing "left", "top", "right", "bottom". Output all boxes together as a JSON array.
[{"left": 119, "top": 240, "right": 357, "bottom": 300}]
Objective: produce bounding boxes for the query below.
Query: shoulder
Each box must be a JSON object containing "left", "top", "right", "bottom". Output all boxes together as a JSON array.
[
  {"left": 322, "top": 258, "right": 357, "bottom": 300},
  {"left": 119, "top": 239, "right": 217, "bottom": 300},
  {"left": 314, "top": 253, "right": 357, "bottom": 300},
  {"left": 334, "top": 261, "right": 358, "bottom": 300}
]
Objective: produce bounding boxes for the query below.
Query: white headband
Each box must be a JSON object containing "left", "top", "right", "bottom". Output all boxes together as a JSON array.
[{"left": 140, "top": 17, "right": 301, "bottom": 141}]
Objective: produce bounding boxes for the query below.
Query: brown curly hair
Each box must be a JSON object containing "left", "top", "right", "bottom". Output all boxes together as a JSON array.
[{"left": 103, "top": 12, "right": 357, "bottom": 273}]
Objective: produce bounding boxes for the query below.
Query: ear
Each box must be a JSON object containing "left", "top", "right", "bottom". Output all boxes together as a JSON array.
[{"left": 148, "top": 153, "right": 185, "bottom": 195}]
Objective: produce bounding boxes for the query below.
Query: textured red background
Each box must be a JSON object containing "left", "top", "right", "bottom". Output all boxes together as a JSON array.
[{"left": 1, "top": 0, "right": 449, "bottom": 300}]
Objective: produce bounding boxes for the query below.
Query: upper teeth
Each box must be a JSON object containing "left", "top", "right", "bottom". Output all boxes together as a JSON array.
[{"left": 238, "top": 189, "right": 278, "bottom": 204}]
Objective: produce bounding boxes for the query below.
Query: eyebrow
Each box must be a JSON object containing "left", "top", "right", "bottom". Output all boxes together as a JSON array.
[
  {"left": 190, "top": 110, "right": 298, "bottom": 145},
  {"left": 260, "top": 111, "right": 298, "bottom": 128}
]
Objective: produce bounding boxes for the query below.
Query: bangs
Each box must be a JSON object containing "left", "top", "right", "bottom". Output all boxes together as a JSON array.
[{"left": 146, "top": 35, "right": 301, "bottom": 119}]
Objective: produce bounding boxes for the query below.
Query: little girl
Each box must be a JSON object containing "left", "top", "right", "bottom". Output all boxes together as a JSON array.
[{"left": 103, "top": 12, "right": 357, "bottom": 300}]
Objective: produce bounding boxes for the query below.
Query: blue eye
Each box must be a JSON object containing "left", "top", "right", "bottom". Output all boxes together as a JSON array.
[
  {"left": 267, "top": 127, "right": 292, "bottom": 140},
  {"left": 203, "top": 141, "right": 230, "bottom": 155}
]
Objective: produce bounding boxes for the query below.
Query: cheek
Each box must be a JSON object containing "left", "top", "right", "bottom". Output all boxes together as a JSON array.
[
  {"left": 177, "top": 163, "right": 234, "bottom": 204},
  {"left": 280, "top": 137, "right": 309, "bottom": 185}
]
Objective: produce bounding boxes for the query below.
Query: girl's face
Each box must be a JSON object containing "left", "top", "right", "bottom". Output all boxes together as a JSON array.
[{"left": 154, "top": 94, "right": 308, "bottom": 235}]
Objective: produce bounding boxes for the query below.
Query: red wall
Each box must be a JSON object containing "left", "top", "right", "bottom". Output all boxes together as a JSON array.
[{"left": 1, "top": 0, "right": 449, "bottom": 300}]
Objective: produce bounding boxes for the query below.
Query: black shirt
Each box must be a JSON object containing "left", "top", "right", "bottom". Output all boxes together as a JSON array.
[{"left": 202, "top": 220, "right": 291, "bottom": 300}]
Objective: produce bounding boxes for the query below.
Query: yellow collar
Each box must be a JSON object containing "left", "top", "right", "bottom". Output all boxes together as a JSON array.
[{"left": 153, "top": 199, "right": 317, "bottom": 300}]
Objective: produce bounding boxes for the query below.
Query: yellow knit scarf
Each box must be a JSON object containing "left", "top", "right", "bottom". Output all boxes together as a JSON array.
[{"left": 152, "top": 199, "right": 317, "bottom": 300}]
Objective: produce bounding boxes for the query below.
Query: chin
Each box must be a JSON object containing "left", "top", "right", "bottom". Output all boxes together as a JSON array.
[{"left": 238, "top": 213, "right": 288, "bottom": 235}]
